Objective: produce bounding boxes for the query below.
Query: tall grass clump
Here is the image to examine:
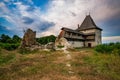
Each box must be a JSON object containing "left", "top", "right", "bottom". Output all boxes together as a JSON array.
[
  {"left": 0, "top": 53, "right": 15, "bottom": 65},
  {"left": 95, "top": 42, "right": 120, "bottom": 55},
  {"left": 18, "top": 48, "right": 38, "bottom": 55}
]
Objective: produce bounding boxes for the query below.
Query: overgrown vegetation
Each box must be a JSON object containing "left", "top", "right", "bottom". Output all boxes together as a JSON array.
[
  {"left": 70, "top": 48, "right": 120, "bottom": 80},
  {"left": 0, "top": 34, "right": 21, "bottom": 50},
  {"left": 95, "top": 42, "right": 120, "bottom": 55},
  {"left": 83, "top": 52, "right": 120, "bottom": 80},
  {"left": 0, "top": 48, "right": 120, "bottom": 80},
  {"left": 0, "top": 53, "right": 15, "bottom": 65},
  {"left": 36, "top": 35, "right": 56, "bottom": 45},
  {"left": 0, "top": 33, "right": 120, "bottom": 80}
]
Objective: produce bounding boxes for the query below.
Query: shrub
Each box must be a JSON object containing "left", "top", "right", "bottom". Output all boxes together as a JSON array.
[
  {"left": 0, "top": 34, "right": 21, "bottom": 50},
  {"left": 95, "top": 44, "right": 113, "bottom": 53},
  {"left": 95, "top": 42, "right": 120, "bottom": 55},
  {"left": 36, "top": 35, "right": 56, "bottom": 45},
  {"left": 0, "top": 43, "right": 20, "bottom": 51},
  {"left": 112, "top": 49, "right": 120, "bottom": 56}
]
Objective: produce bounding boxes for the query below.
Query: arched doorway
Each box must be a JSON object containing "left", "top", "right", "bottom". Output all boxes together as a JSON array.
[{"left": 88, "top": 43, "right": 91, "bottom": 47}]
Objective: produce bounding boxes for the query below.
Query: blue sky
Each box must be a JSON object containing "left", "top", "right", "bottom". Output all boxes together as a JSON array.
[{"left": 0, "top": 0, "right": 120, "bottom": 43}]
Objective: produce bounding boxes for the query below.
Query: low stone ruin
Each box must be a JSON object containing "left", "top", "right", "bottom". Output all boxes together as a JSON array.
[{"left": 45, "top": 42, "right": 55, "bottom": 49}]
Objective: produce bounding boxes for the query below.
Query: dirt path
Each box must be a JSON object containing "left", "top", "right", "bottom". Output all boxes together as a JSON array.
[
  {"left": 63, "top": 49, "right": 74, "bottom": 74},
  {"left": 63, "top": 49, "right": 80, "bottom": 80}
]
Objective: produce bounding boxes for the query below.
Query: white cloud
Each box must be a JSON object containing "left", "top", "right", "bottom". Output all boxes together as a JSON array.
[
  {"left": 39, "top": 0, "right": 120, "bottom": 37},
  {"left": 0, "top": 2, "right": 10, "bottom": 14},
  {"left": 0, "top": 0, "right": 120, "bottom": 39},
  {"left": 102, "top": 36, "right": 120, "bottom": 43}
]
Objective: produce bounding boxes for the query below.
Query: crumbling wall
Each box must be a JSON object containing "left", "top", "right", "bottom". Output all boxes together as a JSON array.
[{"left": 21, "top": 28, "right": 37, "bottom": 48}]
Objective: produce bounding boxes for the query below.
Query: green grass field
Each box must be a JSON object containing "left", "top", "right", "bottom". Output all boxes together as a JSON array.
[{"left": 0, "top": 48, "right": 120, "bottom": 80}]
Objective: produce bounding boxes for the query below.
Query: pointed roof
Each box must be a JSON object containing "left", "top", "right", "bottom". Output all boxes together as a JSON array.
[{"left": 77, "top": 15, "right": 102, "bottom": 31}]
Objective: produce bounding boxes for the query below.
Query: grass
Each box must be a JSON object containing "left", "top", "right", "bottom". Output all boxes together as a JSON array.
[
  {"left": 70, "top": 48, "right": 120, "bottom": 80},
  {"left": 95, "top": 42, "right": 120, "bottom": 55},
  {"left": 0, "top": 48, "right": 120, "bottom": 80},
  {"left": 0, "top": 54, "right": 15, "bottom": 65},
  {"left": 93, "top": 54, "right": 119, "bottom": 80}
]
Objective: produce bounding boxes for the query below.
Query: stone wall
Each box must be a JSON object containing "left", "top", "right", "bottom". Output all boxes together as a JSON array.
[
  {"left": 95, "top": 29, "right": 102, "bottom": 45},
  {"left": 68, "top": 41, "right": 84, "bottom": 48},
  {"left": 21, "top": 28, "right": 37, "bottom": 48}
]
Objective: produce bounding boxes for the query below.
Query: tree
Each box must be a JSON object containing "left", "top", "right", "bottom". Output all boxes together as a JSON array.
[
  {"left": 12, "top": 35, "right": 21, "bottom": 43},
  {"left": 36, "top": 35, "right": 56, "bottom": 45},
  {"left": 0, "top": 34, "right": 11, "bottom": 43}
]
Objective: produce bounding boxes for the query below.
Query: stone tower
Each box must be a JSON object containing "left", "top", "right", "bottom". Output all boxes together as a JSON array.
[
  {"left": 21, "top": 28, "right": 36, "bottom": 48},
  {"left": 77, "top": 15, "right": 102, "bottom": 47}
]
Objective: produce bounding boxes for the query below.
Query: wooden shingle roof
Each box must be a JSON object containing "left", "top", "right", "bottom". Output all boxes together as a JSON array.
[
  {"left": 61, "top": 27, "right": 83, "bottom": 34},
  {"left": 77, "top": 15, "right": 102, "bottom": 31}
]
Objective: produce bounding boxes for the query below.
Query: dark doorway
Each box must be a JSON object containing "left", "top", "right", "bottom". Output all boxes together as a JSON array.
[{"left": 88, "top": 43, "right": 91, "bottom": 47}]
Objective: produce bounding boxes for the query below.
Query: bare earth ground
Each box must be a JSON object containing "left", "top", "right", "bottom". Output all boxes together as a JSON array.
[{"left": 0, "top": 48, "right": 120, "bottom": 80}]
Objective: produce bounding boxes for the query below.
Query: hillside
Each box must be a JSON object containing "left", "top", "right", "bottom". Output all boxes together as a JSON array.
[{"left": 0, "top": 48, "right": 120, "bottom": 80}]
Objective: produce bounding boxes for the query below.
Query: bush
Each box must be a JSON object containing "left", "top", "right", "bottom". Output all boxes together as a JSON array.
[
  {"left": 0, "top": 43, "right": 20, "bottom": 51},
  {"left": 112, "top": 49, "right": 120, "bottom": 55},
  {"left": 0, "top": 34, "right": 21, "bottom": 50},
  {"left": 95, "top": 44, "right": 113, "bottom": 53},
  {"left": 95, "top": 42, "right": 120, "bottom": 55},
  {"left": 36, "top": 35, "right": 56, "bottom": 45}
]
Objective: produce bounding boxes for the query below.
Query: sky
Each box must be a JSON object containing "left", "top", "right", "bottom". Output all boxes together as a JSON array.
[{"left": 0, "top": 0, "right": 120, "bottom": 43}]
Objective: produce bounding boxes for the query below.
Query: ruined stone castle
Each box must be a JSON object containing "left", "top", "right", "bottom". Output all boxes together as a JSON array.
[
  {"left": 58, "top": 15, "right": 102, "bottom": 47},
  {"left": 21, "top": 29, "right": 36, "bottom": 48}
]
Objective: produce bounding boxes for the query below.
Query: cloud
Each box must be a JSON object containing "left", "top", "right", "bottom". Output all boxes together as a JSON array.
[
  {"left": 39, "top": 0, "right": 120, "bottom": 37},
  {"left": 0, "top": 0, "right": 120, "bottom": 39},
  {"left": 102, "top": 36, "right": 120, "bottom": 43},
  {"left": 38, "top": 21, "right": 55, "bottom": 31},
  {"left": 0, "top": 2, "right": 10, "bottom": 14},
  {"left": 22, "top": 17, "right": 34, "bottom": 24}
]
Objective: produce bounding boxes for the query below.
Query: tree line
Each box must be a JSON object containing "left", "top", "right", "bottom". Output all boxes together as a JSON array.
[
  {"left": 0, "top": 34, "right": 21, "bottom": 50},
  {"left": 0, "top": 34, "right": 56, "bottom": 50},
  {"left": 36, "top": 35, "right": 56, "bottom": 45}
]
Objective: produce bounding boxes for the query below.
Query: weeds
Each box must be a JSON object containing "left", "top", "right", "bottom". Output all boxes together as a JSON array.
[
  {"left": 95, "top": 42, "right": 120, "bottom": 55},
  {"left": 83, "top": 53, "right": 120, "bottom": 80},
  {"left": 18, "top": 48, "right": 39, "bottom": 54},
  {"left": 0, "top": 53, "right": 15, "bottom": 65},
  {"left": 0, "top": 48, "right": 120, "bottom": 80}
]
